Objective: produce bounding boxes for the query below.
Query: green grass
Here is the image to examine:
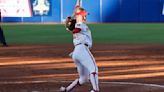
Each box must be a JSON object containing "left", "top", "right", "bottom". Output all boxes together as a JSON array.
[
  {"left": 2, "top": 24, "right": 72, "bottom": 44},
  {"left": 90, "top": 23, "right": 164, "bottom": 44},
  {"left": 2, "top": 23, "right": 164, "bottom": 45}
]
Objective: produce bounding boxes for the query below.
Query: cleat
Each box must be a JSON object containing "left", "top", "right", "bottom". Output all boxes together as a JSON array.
[
  {"left": 60, "top": 86, "right": 67, "bottom": 92},
  {"left": 90, "top": 90, "right": 99, "bottom": 92}
]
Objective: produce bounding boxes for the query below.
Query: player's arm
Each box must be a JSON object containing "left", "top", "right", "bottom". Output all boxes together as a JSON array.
[
  {"left": 73, "top": 28, "right": 81, "bottom": 34},
  {"left": 65, "top": 18, "right": 81, "bottom": 34},
  {"left": 72, "top": 23, "right": 82, "bottom": 34},
  {"left": 65, "top": 17, "right": 81, "bottom": 34},
  {"left": 65, "top": 0, "right": 81, "bottom": 32},
  {"left": 75, "top": 0, "right": 81, "bottom": 10},
  {"left": 73, "top": 0, "right": 81, "bottom": 17},
  {"left": 76, "top": 0, "right": 81, "bottom": 7},
  {"left": 65, "top": 17, "right": 76, "bottom": 32}
]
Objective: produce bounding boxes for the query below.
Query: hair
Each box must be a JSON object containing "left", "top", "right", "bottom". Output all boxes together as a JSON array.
[{"left": 77, "top": 7, "right": 85, "bottom": 12}]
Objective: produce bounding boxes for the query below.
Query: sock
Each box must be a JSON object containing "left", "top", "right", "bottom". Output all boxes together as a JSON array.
[{"left": 90, "top": 72, "right": 99, "bottom": 91}]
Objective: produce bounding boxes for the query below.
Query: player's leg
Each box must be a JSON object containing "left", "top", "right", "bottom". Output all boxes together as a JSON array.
[
  {"left": 0, "top": 27, "right": 4, "bottom": 44},
  {"left": 60, "top": 79, "right": 81, "bottom": 92},
  {"left": 80, "top": 45, "right": 99, "bottom": 92},
  {"left": 0, "top": 27, "right": 7, "bottom": 46},
  {"left": 66, "top": 61, "right": 86, "bottom": 91},
  {"left": 77, "top": 62, "right": 90, "bottom": 85},
  {"left": 60, "top": 60, "right": 81, "bottom": 92},
  {"left": 88, "top": 51, "right": 99, "bottom": 92},
  {"left": 60, "top": 60, "right": 82, "bottom": 92},
  {"left": 61, "top": 61, "right": 89, "bottom": 92},
  {"left": 89, "top": 68, "right": 99, "bottom": 92},
  {"left": 60, "top": 48, "right": 89, "bottom": 92}
]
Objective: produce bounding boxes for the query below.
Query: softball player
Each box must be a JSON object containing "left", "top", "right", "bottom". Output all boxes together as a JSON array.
[
  {"left": 0, "top": 11, "right": 8, "bottom": 47},
  {"left": 60, "top": 0, "right": 99, "bottom": 92}
]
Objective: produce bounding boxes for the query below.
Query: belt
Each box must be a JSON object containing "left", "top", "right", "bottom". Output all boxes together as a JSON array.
[{"left": 75, "top": 43, "right": 88, "bottom": 47}]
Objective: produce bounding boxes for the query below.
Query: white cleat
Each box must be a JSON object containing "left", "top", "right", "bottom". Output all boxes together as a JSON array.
[
  {"left": 90, "top": 90, "right": 99, "bottom": 92},
  {"left": 60, "top": 86, "right": 66, "bottom": 92}
]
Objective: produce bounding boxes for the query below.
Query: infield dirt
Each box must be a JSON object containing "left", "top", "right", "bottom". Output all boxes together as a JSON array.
[{"left": 0, "top": 44, "right": 164, "bottom": 92}]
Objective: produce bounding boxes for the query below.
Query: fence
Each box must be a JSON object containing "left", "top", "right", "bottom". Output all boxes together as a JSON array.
[{"left": 1, "top": 0, "right": 164, "bottom": 22}]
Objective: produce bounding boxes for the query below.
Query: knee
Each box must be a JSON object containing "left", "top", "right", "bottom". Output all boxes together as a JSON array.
[
  {"left": 90, "top": 67, "right": 99, "bottom": 76},
  {"left": 90, "top": 71, "right": 98, "bottom": 77},
  {"left": 89, "top": 66, "right": 98, "bottom": 74}
]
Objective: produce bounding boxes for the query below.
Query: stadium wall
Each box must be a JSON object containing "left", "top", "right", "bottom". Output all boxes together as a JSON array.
[{"left": 2, "top": 0, "right": 164, "bottom": 22}]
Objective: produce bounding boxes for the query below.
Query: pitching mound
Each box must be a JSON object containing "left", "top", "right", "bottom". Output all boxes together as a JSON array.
[{"left": 0, "top": 44, "right": 164, "bottom": 92}]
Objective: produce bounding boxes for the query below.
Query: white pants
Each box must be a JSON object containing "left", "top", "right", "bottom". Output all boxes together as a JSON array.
[{"left": 72, "top": 44, "right": 98, "bottom": 84}]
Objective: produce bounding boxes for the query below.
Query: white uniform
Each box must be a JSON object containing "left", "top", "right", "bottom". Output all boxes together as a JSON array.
[
  {"left": 60, "top": 2, "right": 99, "bottom": 91},
  {"left": 72, "top": 22, "right": 99, "bottom": 91},
  {"left": 73, "top": 22, "right": 92, "bottom": 48},
  {"left": 61, "top": 23, "right": 99, "bottom": 91}
]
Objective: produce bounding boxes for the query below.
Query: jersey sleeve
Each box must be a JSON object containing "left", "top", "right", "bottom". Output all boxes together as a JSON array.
[{"left": 73, "top": 23, "right": 82, "bottom": 34}]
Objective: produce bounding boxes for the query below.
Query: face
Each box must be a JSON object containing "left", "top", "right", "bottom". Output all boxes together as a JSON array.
[{"left": 75, "top": 8, "right": 87, "bottom": 21}]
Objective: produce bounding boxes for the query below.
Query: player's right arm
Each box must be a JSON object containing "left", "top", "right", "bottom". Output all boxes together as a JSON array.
[
  {"left": 76, "top": 0, "right": 81, "bottom": 7},
  {"left": 73, "top": 0, "right": 81, "bottom": 16},
  {"left": 65, "top": 0, "right": 82, "bottom": 33}
]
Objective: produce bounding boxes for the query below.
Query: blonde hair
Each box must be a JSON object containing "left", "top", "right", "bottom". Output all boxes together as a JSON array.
[{"left": 78, "top": 7, "right": 85, "bottom": 11}]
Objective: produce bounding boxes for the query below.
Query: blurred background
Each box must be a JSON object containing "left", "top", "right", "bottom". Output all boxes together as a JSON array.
[
  {"left": 1, "top": 1, "right": 164, "bottom": 92},
  {"left": 1, "top": 0, "right": 164, "bottom": 45},
  {"left": 1, "top": 0, "right": 164, "bottom": 23}
]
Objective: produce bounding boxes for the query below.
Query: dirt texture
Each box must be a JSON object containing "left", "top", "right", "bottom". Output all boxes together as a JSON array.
[{"left": 0, "top": 44, "right": 164, "bottom": 92}]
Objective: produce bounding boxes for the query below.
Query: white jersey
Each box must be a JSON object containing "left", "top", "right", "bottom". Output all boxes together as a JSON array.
[{"left": 73, "top": 22, "right": 93, "bottom": 48}]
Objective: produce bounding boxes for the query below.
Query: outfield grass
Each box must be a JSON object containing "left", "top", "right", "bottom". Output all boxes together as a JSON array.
[{"left": 1, "top": 23, "right": 164, "bottom": 45}]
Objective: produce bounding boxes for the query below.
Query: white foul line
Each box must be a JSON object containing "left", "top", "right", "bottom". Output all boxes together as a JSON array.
[
  {"left": 102, "top": 81, "right": 164, "bottom": 88},
  {"left": 0, "top": 80, "right": 164, "bottom": 88}
]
